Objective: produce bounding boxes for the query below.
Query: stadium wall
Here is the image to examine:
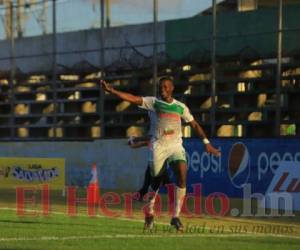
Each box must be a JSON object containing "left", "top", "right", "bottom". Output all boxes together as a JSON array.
[{"left": 0, "top": 22, "right": 165, "bottom": 74}]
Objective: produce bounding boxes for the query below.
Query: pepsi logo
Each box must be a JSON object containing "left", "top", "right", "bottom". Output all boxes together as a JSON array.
[{"left": 228, "top": 142, "right": 250, "bottom": 188}]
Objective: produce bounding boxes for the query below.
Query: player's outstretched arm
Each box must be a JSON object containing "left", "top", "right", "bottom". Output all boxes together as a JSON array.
[
  {"left": 189, "top": 120, "right": 221, "bottom": 157},
  {"left": 100, "top": 80, "right": 143, "bottom": 106}
]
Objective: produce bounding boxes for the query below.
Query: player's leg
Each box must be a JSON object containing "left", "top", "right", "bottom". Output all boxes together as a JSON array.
[
  {"left": 138, "top": 160, "right": 170, "bottom": 202},
  {"left": 169, "top": 160, "right": 186, "bottom": 231},
  {"left": 138, "top": 141, "right": 156, "bottom": 201},
  {"left": 143, "top": 173, "right": 161, "bottom": 230},
  {"left": 161, "top": 166, "right": 171, "bottom": 185},
  {"left": 146, "top": 163, "right": 166, "bottom": 216},
  {"left": 136, "top": 163, "right": 151, "bottom": 201},
  {"left": 144, "top": 144, "right": 167, "bottom": 229},
  {"left": 168, "top": 147, "right": 187, "bottom": 231},
  {"left": 138, "top": 162, "right": 170, "bottom": 203}
]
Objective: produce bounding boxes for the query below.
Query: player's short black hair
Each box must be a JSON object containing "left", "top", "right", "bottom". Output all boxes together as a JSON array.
[{"left": 158, "top": 76, "right": 174, "bottom": 85}]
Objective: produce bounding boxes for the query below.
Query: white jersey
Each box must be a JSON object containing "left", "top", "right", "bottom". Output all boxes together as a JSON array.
[{"left": 140, "top": 97, "right": 194, "bottom": 145}]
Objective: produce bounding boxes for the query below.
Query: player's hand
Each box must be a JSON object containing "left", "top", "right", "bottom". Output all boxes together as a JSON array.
[
  {"left": 205, "top": 144, "right": 221, "bottom": 157},
  {"left": 100, "top": 80, "right": 114, "bottom": 93},
  {"left": 127, "top": 136, "right": 136, "bottom": 146},
  {"left": 127, "top": 136, "right": 149, "bottom": 149}
]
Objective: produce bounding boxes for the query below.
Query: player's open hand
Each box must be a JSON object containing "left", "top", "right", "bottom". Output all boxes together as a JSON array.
[
  {"left": 205, "top": 143, "right": 221, "bottom": 157},
  {"left": 100, "top": 80, "right": 113, "bottom": 93}
]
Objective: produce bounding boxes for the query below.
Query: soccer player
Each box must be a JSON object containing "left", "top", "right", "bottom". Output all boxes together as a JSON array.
[{"left": 100, "top": 77, "right": 221, "bottom": 231}]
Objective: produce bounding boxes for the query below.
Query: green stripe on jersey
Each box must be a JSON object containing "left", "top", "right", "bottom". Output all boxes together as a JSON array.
[{"left": 154, "top": 100, "right": 184, "bottom": 115}]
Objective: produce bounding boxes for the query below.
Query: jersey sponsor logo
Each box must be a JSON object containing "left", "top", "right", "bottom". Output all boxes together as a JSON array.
[
  {"left": 163, "top": 129, "right": 175, "bottom": 136},
  {"left": 227, "top": 142, "right": 250, "bottom": 188},
  {"left": 158, "top": 113, "right": 180, "bottom": 120}
]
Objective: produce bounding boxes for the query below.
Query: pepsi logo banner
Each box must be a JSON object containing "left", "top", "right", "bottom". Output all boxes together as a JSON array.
[
  {"left": 182, "top": 138, "right": 300, "bottom": 198},
  {"left": 228, "top": 142, "right": 250, "bottom": 189}
]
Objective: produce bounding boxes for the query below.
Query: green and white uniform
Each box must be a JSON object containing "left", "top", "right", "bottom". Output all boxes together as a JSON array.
[{"left": 141, "top": 97, "right": 194, "bottom": 176}]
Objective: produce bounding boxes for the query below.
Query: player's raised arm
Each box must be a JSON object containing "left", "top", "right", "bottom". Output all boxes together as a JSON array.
[
  {"left": 189, "top": 120, "right": 221, "bottom": 157},
  {"left": 100, "top": 80, "right": 143, "bottom": 106}
]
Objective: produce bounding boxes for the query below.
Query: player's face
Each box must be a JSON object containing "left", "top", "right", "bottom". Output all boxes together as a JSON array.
[{"left": 159, "top": 80, "right": 174, "bottom": 101}]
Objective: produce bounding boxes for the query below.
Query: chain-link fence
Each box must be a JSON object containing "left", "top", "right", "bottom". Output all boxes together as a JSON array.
[{"left": 0, "top": 0, "right": 299, "bottom": 140}]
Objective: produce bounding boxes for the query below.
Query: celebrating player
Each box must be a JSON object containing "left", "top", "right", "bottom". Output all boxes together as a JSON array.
[{"left": 100, "top": 76, "right": 221, "bottom": 231}]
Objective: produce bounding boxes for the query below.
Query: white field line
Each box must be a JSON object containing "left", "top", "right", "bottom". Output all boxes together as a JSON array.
[
  {"left": 0, "top": 207, "right": 298, "bottom": 228},
  {"left": 0, "top": 207, "right": 299, "bottom": 240},
  {"left": 0, "top": 207, "right": 152, "bottom": 224},
  {"left": 0, "top": 233, "right": 300, "bottom": 242}
]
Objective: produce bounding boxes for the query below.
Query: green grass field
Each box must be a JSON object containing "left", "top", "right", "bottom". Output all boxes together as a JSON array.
[{"left": 0, "top": 189, "right": 299, "bottom": 250}]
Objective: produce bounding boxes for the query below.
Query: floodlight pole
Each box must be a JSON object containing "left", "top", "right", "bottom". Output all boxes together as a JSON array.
[
  {"left": 9, "top": 1, "right": 15, "bottom": 139},
  {"left": 275, "top": 0, "right": 283, "bottom": 137},
  {"left": 52, "top": 0, "right": 57, "bottom": 138},
  {"left": 153, "top": 0, "right": 158, "bottom": 97},
  {"left": 210, "top": 0, "right": 217, "bottom": 137},
  {"left": 100, "top": 0, "right": 106, "bottom": 137},
  {"left": 105, "top": 0, "right": 110, "bottom": 28}
]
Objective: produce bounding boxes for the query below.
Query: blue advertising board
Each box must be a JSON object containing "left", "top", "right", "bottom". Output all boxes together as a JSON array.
[{"left": 178, "top": 138, "right": 300, "bottom": 198}]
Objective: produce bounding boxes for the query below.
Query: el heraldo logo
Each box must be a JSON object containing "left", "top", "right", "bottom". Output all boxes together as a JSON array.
[{"left": 228, "top": 142, "right": 250, "bottom": 188}]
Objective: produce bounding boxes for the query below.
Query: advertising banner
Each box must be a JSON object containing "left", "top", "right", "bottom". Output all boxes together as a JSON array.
[
  {"left": 0, "top": 157, "right": 65, "bottom": 190},
  {"left": 263, "top": 161, "right": 300, "bottom": 211},
  {"left": 182, "top": 138, "right": 300, "bottom": 198}
]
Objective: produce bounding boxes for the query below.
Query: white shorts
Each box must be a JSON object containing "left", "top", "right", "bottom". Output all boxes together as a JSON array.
[{"left": 148, "top": 141, "right": 187, "bottom": 177}]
